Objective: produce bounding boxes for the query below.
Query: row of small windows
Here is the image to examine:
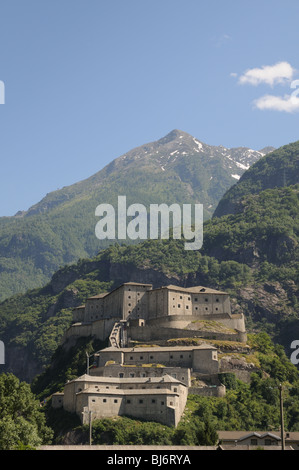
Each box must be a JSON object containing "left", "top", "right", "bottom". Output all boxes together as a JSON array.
[
  {"left": 173, "top": 296, "right": 220, "bottom": 303},
  {"left": 127, "top": 354, "right": 192, "bottom": 361},
  {"left": 91, "top": 397, "right": 169, "bottom": 406},
  {"left": 172, "top": 305, "right": 219, "bottom": 311}
]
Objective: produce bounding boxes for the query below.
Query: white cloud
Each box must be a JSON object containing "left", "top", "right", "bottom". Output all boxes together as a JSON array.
[
  {"left": 254, "top": 94, "right": 299, "bottom": 113},
  {"left": 239, "top": 61, "right": 295, "bottom": 87}
]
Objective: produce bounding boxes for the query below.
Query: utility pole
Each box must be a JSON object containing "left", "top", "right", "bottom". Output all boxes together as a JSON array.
[
  {"left": 86, "top": 351, "right": 89, "bottom": 375},
  {"left": 82, "top": 410, "right": 93, "bottom": 445},
  {"left": 279, "top": 384, "right": 285, "bottom": 450},
  {"left": 86, "top": 351, "right": 95, "bottom": 375},
  {"left": 89, "top": 410, "right": 92, "bottom": 446}
]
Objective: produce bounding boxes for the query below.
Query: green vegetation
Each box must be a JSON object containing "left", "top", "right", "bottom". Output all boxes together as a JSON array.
[
  {"left": 204, "top": 185, "right": 299, "bottom": 272},
  {"left": 31, "top": 337, "right": 107, "bottom": 399},
  {"left": 0, "top": 373, "right": 53, "bottom": 449},
  {"left": 214, "top": 140, "right": 299, "bottom": 217}
]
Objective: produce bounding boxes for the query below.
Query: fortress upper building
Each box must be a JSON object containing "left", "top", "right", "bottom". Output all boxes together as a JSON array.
[
  {"left": 73, "top": 282, "right": 231, "bottom": 322},
  {"left": 66, "top": 282, "right": 246, "bottom": 344}
]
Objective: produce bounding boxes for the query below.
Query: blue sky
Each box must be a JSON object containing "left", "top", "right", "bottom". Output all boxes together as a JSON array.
[{"left": 0, "top": 0, "right": 299, "bottom": 216}]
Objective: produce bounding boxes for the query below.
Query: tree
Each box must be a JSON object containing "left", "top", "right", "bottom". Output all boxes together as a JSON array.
[{"left": 0, "top": 373, "right": 53, "bottom": 449}]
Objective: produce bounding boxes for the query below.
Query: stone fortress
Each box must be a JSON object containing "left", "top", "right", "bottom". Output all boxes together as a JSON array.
[{"left": 52, "top": 282, "right": 247, "bottom": 427}]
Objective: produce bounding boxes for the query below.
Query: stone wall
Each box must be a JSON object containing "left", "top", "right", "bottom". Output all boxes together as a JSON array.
[
  {"left": 127, "top": 324, "right": 245, "bottom": 344},
  {"left": 188, "top": 385, "right": 226, "bottom": 397}
]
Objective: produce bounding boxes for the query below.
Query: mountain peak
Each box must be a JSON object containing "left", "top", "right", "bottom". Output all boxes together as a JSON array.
[{"left": 159, "top": 129, "right": 192, "bottom": 144}]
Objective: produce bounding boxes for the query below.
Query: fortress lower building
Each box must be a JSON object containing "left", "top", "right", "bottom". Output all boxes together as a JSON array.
[
  {"left": 53, "top": 373, "right": 188, "bottom": 427},
  {"left": 52, "top": 343, "right": 223, "bottom": 427}
]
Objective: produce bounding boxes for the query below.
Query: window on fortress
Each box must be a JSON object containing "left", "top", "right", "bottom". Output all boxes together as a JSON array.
[
  {"left": 186, "top": 306, "right": 189, "bottom": 309},
  {"left": 139, "top": 399, "right": 144, "bottom": 404},
  {"left": 195, "top": 307, "right": 198, "bottom": 310},
  {"left": 180, "top": 296, "right": 182, "bottom": 299},
  {"left": 140, "top": 356, "right": 143, "bottom": 360},
  {"left": 174, "top": 388, "right": 177, "bottom": 392},
  {"left": 215, "top": 308, "right": 218, "bottom": 311},
  {"left": 128, "top": 296, "right": 131, "bottom": 299},
  {"left": 216, "top": 298, "right": 219, "bottom": 302},
  {"left": 205, "top": 298, "right": 208, "bottom": 302},
  {"left": 103, "top": 399, "right": 107, "bottom": 403},
  {"left": 150, "top": 355, "right": 154, "bottom": 360},
  {"left": 127, "top": 399, "right": 131, "bottom": 404},
  {"left": 152, "top": 399, "right": 156, "bottom": 404},
  {"left": 114, "top": 399, "right": 118, "bottom": 403},
  {"left": 194, "top": 297, "right": 198, "bottom": 302},
  {"left": 128, "top": 303, "right": 131, "bottom": 306},
  {"left": 161, "top": 401, "right": 165, "bottom": 405},
  {"left": 188, "top": 297, "right": 190, "bottom": 301},
  {"left": 178, "top": 304, "right": 181, "bottom": 308}
]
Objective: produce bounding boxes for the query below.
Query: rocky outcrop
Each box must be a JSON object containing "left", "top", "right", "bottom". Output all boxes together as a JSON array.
[
  {"left": 109, "top": 262, "right": 184, "bottom": 289},
  {"left": 235, "top": 281, "right": 297, "bottom": 323}
]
